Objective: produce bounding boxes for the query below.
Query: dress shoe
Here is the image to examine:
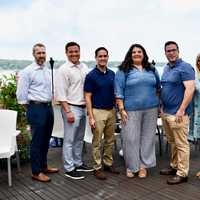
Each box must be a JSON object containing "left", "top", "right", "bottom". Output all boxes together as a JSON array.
[
  {"left": 104, "top": 165, "right": 120, "bottom": 174},
  {"left": 160, "top": 167, "right": 177, "bottom": 175},
  {"left": 94, "top": 169, "right": 107, "bottom": 180},
  {"left": 43, "top": 167, "right": 59, "bottom": 173},
  {"left": 167, "top": 175, "right": 188, "bottom": 185},
  {"left": 32, "top": 172, "right": 51, "bottom": 182},
  {"left": 138, "top": 168, "right": 147, "bottom": 178}
]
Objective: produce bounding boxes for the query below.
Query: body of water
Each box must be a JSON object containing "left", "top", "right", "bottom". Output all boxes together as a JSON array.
[{"left": 0, "top": 64, "right": 165, "bottom": 78}]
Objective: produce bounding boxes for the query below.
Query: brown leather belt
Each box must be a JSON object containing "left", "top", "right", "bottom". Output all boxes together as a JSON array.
[{"left": 68, "top": 103, "right": 86, "bottom": 108}]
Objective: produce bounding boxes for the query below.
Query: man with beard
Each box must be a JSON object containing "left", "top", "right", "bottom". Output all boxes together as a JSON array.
[{"left": 17, "top": 43, "right": 58, "bottom": 182}]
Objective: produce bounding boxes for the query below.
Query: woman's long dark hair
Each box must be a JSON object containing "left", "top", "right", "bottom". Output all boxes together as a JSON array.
[{"left": 119, "top": 43, "right": 153, "bottom": 73}]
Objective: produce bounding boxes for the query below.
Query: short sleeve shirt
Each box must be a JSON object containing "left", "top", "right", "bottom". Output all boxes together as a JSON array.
[
  {"left": 84, "top": 67, "right": 115, "bottom": 109},
  {"left": 161, "top": 59, "right": 195, "bottom": 115},
  {"left": 114, "top": 67, "right": 160, "bottom": 111}
]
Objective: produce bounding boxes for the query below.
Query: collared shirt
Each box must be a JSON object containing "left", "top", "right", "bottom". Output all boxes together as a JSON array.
[
  {"left": 115, "top": 67, "right": 160, "bottom": 111},
  {"left": 161, "top": 58, "right": 195, "bottom": 115},
  {"left": 84, "top": 67, "right": 115, "bottom": 109},
  {"left": 55, "top": 61, "right": 89, "bottom": 105},
  {"left": 16, "top": 62, "right": 52, "bottom": 104}
]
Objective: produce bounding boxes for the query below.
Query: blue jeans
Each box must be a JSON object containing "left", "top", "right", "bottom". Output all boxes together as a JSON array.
[
  {"left": 27, "top": 103, "right": 54, "bottom": 175},
  {"left": 61, "top": 106, "right": 86, "bottom": 172}
]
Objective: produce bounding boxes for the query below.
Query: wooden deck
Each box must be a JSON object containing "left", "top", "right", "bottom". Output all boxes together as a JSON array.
[{"left": 1, "top": 139, "right": 200, "bottom": 200}]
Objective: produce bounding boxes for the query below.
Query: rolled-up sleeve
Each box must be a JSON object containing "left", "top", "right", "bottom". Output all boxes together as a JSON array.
[
  {"left": 16, "top": 70, "right": 29, "bottom": 104},
  {"left": 114, "top": 70, "right": 126, "bottom": 99},
  {"left": 55, "top": 69, "right": 69, "bottom": 102}
]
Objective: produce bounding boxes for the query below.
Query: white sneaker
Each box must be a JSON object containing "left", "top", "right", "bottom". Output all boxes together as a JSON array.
[{"left": 119, "top": 149, "right": 123, "bottom": 157}]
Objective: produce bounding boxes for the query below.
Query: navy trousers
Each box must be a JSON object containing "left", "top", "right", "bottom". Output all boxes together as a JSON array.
[{"left": 27, "top": 103, "right": 54, "bottom": 175}]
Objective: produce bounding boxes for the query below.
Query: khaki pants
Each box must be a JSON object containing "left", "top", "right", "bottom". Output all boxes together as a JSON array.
[
  {"left": 92, "top": 108, "right": 115, "bottom": 170},
  {"left": 162, "top": 113, "right": 190, "bottom": 177}
]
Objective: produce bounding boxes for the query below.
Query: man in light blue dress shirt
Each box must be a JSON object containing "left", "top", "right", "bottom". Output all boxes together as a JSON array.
[{"left": 16, "top": 43, "right": 58, "bottom": 182}]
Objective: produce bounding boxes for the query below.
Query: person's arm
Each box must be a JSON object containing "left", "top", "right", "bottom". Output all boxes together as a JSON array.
[
  {"left": 114, "top": 70, "right": 128, "bottom": 124},
  {"left": 116, "top": 98, "right": 128, "bottom": 124},
  {"left": 60, "top": 101, "right": 75, "bottom": 123},
  {"left": 85, "top": 92, "right": 95, "bottom": 128},
  {"left": 16, "top": 70, "right": 29, "bottom": 108},
  {"left": 176, "top": 80, "right": 195, "bottom": 121},
  {"left": 55, "top": 68, "right": 75, "bottom": 123}
]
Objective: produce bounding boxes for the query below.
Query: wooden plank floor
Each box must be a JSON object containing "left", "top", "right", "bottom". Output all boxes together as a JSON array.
[{"left": 1, "top": 139, "right": 200, "bottom": 200}]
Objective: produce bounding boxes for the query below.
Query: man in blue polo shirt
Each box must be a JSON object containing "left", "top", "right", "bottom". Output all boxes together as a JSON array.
[
  {"left": 160, "top": 41, "right": 195, "bottom": 185},
  {"left": 84, "top": 47, "right": 119, "bottom": 180}
]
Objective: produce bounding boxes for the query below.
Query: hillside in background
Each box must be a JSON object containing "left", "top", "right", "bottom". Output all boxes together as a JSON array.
[{"left": 0, "top": 59, "right": 165, "bottom": 70}]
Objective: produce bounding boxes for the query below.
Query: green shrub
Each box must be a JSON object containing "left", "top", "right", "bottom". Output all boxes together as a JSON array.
[{"left": 0, "top": 74, "right": 31, "bottom": 161}]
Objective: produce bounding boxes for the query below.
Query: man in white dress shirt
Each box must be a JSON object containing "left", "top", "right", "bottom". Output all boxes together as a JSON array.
[
  {"left": 56, "top": 42, "right": 93, "bottom": 180},
  {"left": 16, "top": 43, "right": 58, "bottom": 182}
]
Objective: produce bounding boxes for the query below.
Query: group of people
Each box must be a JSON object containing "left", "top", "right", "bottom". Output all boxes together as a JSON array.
[{"left": 16, "top": 40, "right": 200, "bottom": 185}]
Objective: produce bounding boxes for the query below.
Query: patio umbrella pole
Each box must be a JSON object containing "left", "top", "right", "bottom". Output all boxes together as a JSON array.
[{"left": 49, "top": 57, "right": 55, "bottom": 100}]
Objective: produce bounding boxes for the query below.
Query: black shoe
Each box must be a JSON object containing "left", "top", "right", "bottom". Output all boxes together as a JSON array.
[
  {"left": 104, "top": 165, "right": 120, "bottom": 174},
  {"left": 160, "top": 167, "right": 177, "bottom": 175},
  {"left": 64, "top": 169, "right": 85, "bottom": 180},
  {"left": 167, "top": 175, "right": 188, "bottom": 185},
  {"left": 76, "top": 164, "right": 94, "bottom": 172}
]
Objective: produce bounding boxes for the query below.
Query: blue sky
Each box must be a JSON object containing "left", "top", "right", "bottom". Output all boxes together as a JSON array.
[
  {"left": 0, "top": 0, "right": 199, "bottom": 64},
  {"left": 0, "top": 0, "right": 30, "bottom": 8}
]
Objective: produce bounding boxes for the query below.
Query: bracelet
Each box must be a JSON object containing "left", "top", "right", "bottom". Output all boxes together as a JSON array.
[{"left": 66, "top": 110, "right": 71, "bottom": 113}]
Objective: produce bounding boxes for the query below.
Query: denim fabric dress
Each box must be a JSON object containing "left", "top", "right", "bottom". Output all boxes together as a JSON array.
[{"left": 189, "top": 77, "right": 200, "bottom": 141}]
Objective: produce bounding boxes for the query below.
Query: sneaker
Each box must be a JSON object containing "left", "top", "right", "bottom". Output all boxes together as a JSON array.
[
  {"left": 76, "top": 164, "right": 94, "bottom": 172},
  {"left": 64, "top": 169, "right": 85, "bottom": 180},
  {"left": 119, "top": 149, "right": 123, "bottom": 157}
]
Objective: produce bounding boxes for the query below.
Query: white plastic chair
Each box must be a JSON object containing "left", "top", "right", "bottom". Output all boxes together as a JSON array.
[{"left": 0, "top": 109, "right": 20, "bottom": 186}]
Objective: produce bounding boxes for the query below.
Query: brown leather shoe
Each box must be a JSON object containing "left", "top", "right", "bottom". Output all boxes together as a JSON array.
[
  {"left": 43, "top": 167, "right": 59, "bottom": 173},
  {"left": 104, "top": 165, "right": 120, "bottom": 174},
  {"left": 167, "top": 175, "right": 188, "bottom": 185},
  {"left": 160, "top": 167, "right": 177, "bottom": 175},
  {"left": 94, "top": 170, "right": 107, "bottom": 180},
  {"left": 32, "top": 172, "right": 51, "bottom": 182}
]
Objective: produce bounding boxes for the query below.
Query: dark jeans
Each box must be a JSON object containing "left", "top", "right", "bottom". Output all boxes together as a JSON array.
[{"left": 27, "top": 103, "right": 54, "bottom": 175}]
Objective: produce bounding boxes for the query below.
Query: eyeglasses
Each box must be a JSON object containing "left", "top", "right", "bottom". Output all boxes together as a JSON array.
[{"left": 166, "top": 49, "right": 178, "bottom": 53}]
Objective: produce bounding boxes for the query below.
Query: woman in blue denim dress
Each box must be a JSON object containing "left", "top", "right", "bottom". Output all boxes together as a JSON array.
[{"left": 189, "top": 54, "right": 200, "bottom": 178}]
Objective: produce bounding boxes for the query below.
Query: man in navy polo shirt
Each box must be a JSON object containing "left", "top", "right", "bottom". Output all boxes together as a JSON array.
[
  {"left": 160, "top": 41, "right": 195, "bottom": 185},
  {"left": 84, "top": 47, "right": 119, "bottom": 180}
]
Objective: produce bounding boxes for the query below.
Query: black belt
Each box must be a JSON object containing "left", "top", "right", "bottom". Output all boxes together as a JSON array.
[
  {"left": 68, "top": 103, "right": 86, "bottom": 108},
  {"left": 29, "top": 101, "right": 52, "bottom": 106}
]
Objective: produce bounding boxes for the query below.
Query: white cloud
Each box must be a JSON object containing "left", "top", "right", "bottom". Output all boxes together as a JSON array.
[{"left": 0, "top": 0, "right": 199, "bottom": 64}]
